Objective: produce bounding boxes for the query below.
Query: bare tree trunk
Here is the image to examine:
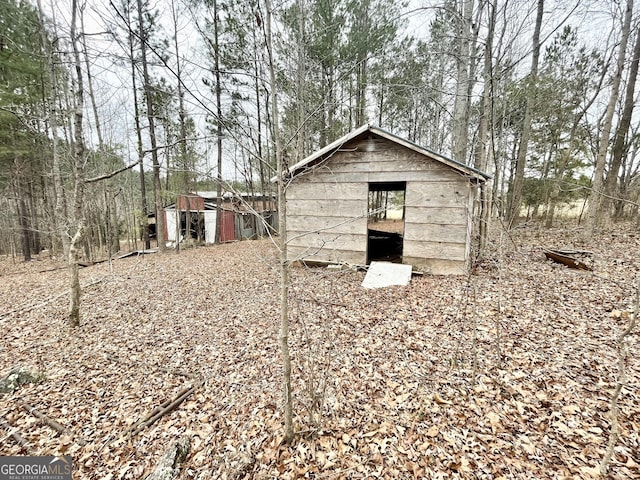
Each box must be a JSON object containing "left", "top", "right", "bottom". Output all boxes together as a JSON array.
[
  {"left": 171, "top": 0, "right": 191, "bottom": 243},
  {"left": 354, "top": 5, "right": 370, "bottom": 127},
  {"left": 451, "top": 0, "right": 474, "bottom": 164},
  {"left": 604, "top": 26, "right": 640, "bottom": 217},
  {"left": 111, "top": 190, "right": 121, "bottom": 253},
  {"left": 81, "top": 19, "right": 118, "bottom": 255},
  {"left": 212, "top": 0, "right": 224, "bottom": 245},
  {"left": 355, "top": 59, "right": 368, "bottom": 126},
  {"left": 80, "top": 11, "right": 103, "bottom": 149},
  {"left": 37, "top": 0, "right": 68, "bottom": 258},
  {"left": 175, "top": 200, "right": 181, "bottom": 252},
  {"left": 473, "top": 1, "right": 493, "bottom": 173},
  {"left": 103, "top": 188, "right": 111, "bottom": 258},
  {"left": 127, "top": 6, "right": 151, "bottom": 250},
  {"left": 584, "top": 0, "right": 633, "bottom": 238},
  {"left": 38, "top": 169, "right": 53, "bottom": 252},
  {"left": 296, "top": 0, "right": 306, "bottom": 162},
  {"left": 69, "top": 0, "right": 87, "bottom": 328},
  {"left": 251, "top": 23, "right": 267, "bottom": 212},
  {"left": 473, "top": 0, "right": 495, "bottom": 254},
  {"left": 544, "top": 151, "right": 566, "bottom": 228},
  {"left": 13, "top": 173, "right": 32, "bottom": 262},
  {"left": 137, "top": 0, "right": 165, "bottom": 251},
  {"left": 507, "top": 0, "right": 544, "bottom": 227},
  {"left": 28, "top": 179, "right": 42, "bottom": 254},
  {"left": 265, "top": 0, "right": 294, "bottom": 444},
  {"left": 68, "top": 227, "right": 83, "bottom": 325}
]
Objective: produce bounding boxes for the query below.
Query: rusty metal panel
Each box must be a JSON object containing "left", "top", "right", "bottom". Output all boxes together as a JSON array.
[
  {"left": 177, "top": 195, "right": 205, "bottom": 211},
  {"left": 219, "top": 210, "right": 236, "bottom": 242},
  {"left": 543, "top": 248, "right": 592, "bottom": 271}
]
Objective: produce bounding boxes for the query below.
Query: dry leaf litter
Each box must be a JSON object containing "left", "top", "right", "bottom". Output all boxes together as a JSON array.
[{"left": 0, "top": 225, "right": 638, "bottom": 479}]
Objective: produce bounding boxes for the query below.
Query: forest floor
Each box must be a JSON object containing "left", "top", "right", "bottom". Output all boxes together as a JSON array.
[{"left": 0, "top": 223, "right": 638, "bottom": 479}]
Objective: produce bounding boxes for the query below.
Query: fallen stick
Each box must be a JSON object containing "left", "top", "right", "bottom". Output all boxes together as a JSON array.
[
  {"left": 599, "top": 276, "right": 640, "bottom": 475},
  {"left": 21, "top": 402, "right": 88, "bottom": 446},
  {"left": 142, "top": 388, "right": 194, "bottom": 428},
  {"left": 0, "top": 418, "right": 33, "bottom": 454},
  {"left": 131, "top": 385, "right": 197, "bottom": 435},
  {"left": 78, "top": 258, "right": 111, "bottom": 267},
  {"left": 129, "top": 388, "right": 188, "bottom": 432}
]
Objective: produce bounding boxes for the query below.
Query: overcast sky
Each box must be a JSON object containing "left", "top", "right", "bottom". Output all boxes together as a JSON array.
[{"left": 41, "top": 0, "right": 623, "bottom": 184}]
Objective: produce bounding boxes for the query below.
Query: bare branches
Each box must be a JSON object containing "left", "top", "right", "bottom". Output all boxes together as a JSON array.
[{"left": 599, "top": 276, "right": 639, "bottom": 476}]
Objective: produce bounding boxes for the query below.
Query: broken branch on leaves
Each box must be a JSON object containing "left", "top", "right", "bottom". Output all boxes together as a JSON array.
[{"left": 130, "top": 384, "right": 199, "bottom": 435}]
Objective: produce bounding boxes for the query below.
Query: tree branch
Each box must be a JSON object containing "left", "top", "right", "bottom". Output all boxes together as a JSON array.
[
  {"left": 86, "top": 160, "right": 140, "bottom": 183},
  {"left": 0, "top": 418, "right": 33, "bottom": 454}
]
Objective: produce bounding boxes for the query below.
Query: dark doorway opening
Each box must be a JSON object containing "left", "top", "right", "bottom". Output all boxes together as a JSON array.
[
  {"left": 367, "top": 181, "right": 406, "bottom": 263},
  {"left": 176, "top": 211, "right": 205, "bottom": 242}
]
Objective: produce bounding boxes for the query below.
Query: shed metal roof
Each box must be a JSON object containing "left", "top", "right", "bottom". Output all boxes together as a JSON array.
[{"left": 284, "top": 124, "right": 491, "bottom": 183}]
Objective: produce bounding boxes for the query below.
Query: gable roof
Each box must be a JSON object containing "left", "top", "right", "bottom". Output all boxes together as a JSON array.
[{"left": 285, "top": 124, "right": 490, "bottom": 183}]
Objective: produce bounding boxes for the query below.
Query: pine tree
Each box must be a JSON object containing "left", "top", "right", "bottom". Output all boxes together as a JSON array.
[{"left": 0, "top": 0, "right": 50, "bottom": 260}]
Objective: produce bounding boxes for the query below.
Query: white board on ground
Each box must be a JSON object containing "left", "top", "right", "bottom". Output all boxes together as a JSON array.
[{"left": 362, "top": 261, "right": 412, "bottom": 289}]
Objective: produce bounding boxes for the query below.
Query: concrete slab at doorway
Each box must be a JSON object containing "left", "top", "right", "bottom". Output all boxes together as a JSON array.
[{"left": 362, "top": 261, "right": 413, "bottom": 289}]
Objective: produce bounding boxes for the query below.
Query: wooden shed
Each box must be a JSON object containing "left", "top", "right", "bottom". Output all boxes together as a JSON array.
[{"left": 284, "top": 125, "right": 490, "bottom": 274}]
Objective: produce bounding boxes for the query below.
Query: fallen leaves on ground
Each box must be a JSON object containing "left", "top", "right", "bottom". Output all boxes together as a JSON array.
[{"left": 0, "top": 224, "right": 638, "bottom": 479}]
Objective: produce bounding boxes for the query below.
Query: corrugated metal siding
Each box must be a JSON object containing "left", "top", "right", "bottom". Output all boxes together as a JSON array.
[
  {"left": 219, "top": 210, "right": 236, "bottom": 242},
  {"left": 176, "top": 195, "right": 205, "bottom": 211}
]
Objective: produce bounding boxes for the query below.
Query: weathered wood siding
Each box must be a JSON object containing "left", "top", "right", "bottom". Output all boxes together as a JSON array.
[
  {"left": 287, "top": 178, "right": 368, "bottom": 265},
  {"left": 404, "top": 178, "right": 473, "bottom": 274},
  {"left": 286, "top": 137, "right": 477, "bottom": 273}
]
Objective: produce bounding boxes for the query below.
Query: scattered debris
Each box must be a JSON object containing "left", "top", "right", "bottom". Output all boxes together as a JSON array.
[
  {"left": 543, "top": 248, "right": 593, "bottom": 271},
  {"left": 292, "top": 259, "right": 359, "bottom": 270},
  {"left": 361, "top": 261, "right": 412, "bottom": 289},
  {"left": 20, "top": 401, "right": 88, "bottom": 446},
  {"left": 326, "top": 263, "right": 358, "bottom": 272},
  {"left": 0, "top": 367, "right": 44, "bottom": 394},
  {"left": 78, "top": 258, "right": 111, "bottom": 268},
  {"left": 117, "top": 249, "right": 158, "bottom": 259}
]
